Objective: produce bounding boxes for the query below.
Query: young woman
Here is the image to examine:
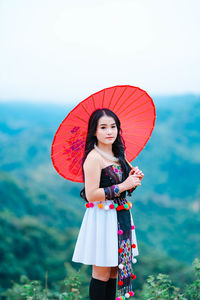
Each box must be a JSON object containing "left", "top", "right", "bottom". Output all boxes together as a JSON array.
[{"left": 72, "top": 108, "right": 144, "bottom": 300}]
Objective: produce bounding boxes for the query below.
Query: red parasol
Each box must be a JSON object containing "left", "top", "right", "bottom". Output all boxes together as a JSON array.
[{"left": 51, "top": 85, "right": 156, "bottom": 182}]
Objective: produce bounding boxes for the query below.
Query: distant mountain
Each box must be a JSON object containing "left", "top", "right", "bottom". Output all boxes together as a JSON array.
[
  {"left": 0, "top": 95, "right": 200, "bottom": 293},
  {"left": 1, "top": 96, "right": 200, "bottom": 200}
]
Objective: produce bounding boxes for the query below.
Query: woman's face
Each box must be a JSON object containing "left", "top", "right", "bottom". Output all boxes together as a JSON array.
[{"left": 95, "top": 115, "right": 118, "bottom": 146}]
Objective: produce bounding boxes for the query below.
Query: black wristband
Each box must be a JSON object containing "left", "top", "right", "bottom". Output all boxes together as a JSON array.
[{"left": 104, "top": 184, "right": 120, "bottom": 200}]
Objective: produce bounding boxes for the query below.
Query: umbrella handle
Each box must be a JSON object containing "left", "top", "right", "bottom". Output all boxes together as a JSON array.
[
  {"left": 125, "top": 155, "right": 137, "bottom": 190},
  {"left": 124, "top": 154, "right": 136, "bottom": 194},
  {"left": 124, "top": 154, "right": 134, "bottom": 170}
]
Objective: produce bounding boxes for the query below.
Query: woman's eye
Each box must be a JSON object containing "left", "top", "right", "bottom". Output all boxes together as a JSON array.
[{"left": 101, "top": 126, "right": 116, "bottom": 129}]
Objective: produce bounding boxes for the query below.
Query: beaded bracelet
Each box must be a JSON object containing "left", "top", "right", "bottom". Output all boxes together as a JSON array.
[{"left": 104, "top": 184, "right": 120, "bottom": 200}]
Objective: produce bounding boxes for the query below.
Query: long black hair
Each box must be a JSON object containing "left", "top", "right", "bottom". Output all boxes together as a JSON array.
[{"left": 80, "top": 108, "right": 133, "bottom": 202}]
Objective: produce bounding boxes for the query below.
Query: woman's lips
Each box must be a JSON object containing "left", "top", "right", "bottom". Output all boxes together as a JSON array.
[{"left": 106, "top": 137, "right": 113, "bottom": 139}]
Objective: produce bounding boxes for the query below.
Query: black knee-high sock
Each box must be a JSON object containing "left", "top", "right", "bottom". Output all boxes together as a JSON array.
[
  {"left": 105, "top": 278, "right": 117, "bottom": 300},
  {"left": 89, "top": 277, "right": 108, "bottom": 300}
]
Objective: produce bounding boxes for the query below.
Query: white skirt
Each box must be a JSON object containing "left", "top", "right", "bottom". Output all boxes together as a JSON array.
[{"left": 72, "top": 200, "right": 139, "bottom": 267}]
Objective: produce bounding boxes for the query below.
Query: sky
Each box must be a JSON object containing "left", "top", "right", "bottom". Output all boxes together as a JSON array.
[{"left": 0, "top": 0, "right": 199, "bottom": 104}]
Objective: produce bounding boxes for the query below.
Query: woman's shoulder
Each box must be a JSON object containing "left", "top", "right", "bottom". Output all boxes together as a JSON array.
[{"left": 83, "top": 149, "right": 102, "bottom": 170}]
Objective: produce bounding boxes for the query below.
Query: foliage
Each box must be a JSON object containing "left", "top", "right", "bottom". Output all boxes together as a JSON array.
[
  {"left": 1, "top": 258, "right": 200, "bottom": 300},
  {"left": 2, "top": 272, "right": 82, "bottom": 300},
  {"left": 183, "top": 258, "right": 200, "bottom": 300},
  {"left": 135, "top": 258, "right": 200, "bottom": 300}
]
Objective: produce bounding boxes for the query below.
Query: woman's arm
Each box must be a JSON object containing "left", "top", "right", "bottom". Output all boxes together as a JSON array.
[{"left": 84, "top": 152, "right": 107, "bottom": 202}]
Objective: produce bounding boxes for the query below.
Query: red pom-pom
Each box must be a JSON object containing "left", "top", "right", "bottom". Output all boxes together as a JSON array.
[
  {"left": 118, "top": 280, "right": 123, "bottom": 286},
  {"left": 116, "top": 205, "right": 124, "bottom": 211},
  {"left": 86, "top": 203, "right": 90, "bottom": 208},
  {"left": 131, "top": 225, "right": 135, "bottom": 230},
  {"left": 131, "top": 274, "right": 136, "bottom": 279},
  {"left": 131, "top": 243, "right": 136, "bottom": 248},
  {"left": 119, "top": 248, "right": 123, "bottom": 253},
  {"left": 109, "top": 203, "right": 115, "bottom": 209},
  {"left": 89, "top": 202, "right": 94, "bottom": 207}
]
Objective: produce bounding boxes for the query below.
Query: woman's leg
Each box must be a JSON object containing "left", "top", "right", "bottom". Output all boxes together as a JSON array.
[
  {"left": 105, "top": 266, "right": 118, "bottom": 300},
  {"left": 89, "top": 265, "right": 111, "bottom": 300},
  {"left": 92, "top": 265, "right": 111, "bottom": 281}
]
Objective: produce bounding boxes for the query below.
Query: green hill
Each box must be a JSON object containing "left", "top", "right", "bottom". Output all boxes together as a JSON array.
[{"left": 0, "top": 95, "right": 199, "bottom": 296}]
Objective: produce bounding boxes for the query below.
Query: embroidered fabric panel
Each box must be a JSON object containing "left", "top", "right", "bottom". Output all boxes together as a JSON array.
[
  {"left": 112, "top": 165, "right": 123, "bottom": 181},
  {"left": 120, "top": 237, "right": 132, "bottom": 278},
  {"left": 105, "top": 164, "right": 123, "bottom": 183},
  {"left": 106, "top": 165, "right": 136, "bottom": 298},
  {"left": 118, "top": 226, "right": 134, "bottom": 297}
]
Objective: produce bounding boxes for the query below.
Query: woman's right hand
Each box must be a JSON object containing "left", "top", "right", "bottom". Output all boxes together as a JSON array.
[{"left": 122, "top": 174, "right": 141, "bottom": 190}]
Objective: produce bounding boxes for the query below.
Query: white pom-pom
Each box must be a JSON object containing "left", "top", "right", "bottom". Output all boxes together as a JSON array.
[
  {"left": 118, "top": 263, "right": 123, "bottom": 269},
  {"left": 125, "top": 293, "right": 130, "bottom": 298},
  {"left": 132, "top": 258, "right": 137, "bottom": 264},
  {"left": 104, "top": 205, "right": 109, "bottom": 210}
]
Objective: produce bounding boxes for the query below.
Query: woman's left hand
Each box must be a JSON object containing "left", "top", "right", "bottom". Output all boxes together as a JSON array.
[{"left": 129, "top": 166, "right": 144, "bottom": 181}]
